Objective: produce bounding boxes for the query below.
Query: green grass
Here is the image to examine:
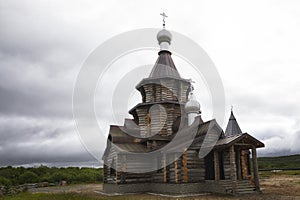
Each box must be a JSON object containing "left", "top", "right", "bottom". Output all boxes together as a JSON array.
[
  {"left": 0, "top": 166, "right": 103, "bottom": 187},
  {"left": 258, "top": 154, "right": 300, "bottom": 170},
  {"left": 259, "top": 170, "right": 300, "bottom": 178},
  {"left": 0, "top": 192, "right": 98, "bottom": 200}
]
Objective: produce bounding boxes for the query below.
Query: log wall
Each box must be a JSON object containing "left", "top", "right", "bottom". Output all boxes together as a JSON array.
[
  {"left": 136, "top": 104, "right": 181, "bottom": 138},
  {"left": 140, "top": 80, "right": 189, "bottom": 104},
  {"left": 223, "top": 149, "right": 231, "bottom": 180}
]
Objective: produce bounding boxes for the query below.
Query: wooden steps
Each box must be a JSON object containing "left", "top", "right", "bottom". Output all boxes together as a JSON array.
[{"left": 217, "top": 180, "right": 257, "bottom": 194}]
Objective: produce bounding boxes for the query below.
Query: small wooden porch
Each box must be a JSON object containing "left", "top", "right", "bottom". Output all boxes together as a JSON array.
[{"left": 208, "top": 133, "right": 265, "bottom": 194}]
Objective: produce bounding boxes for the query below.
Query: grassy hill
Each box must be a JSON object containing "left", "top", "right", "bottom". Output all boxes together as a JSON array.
[{"left": 258, "top": 154, "right": 300, "bottom": 170}]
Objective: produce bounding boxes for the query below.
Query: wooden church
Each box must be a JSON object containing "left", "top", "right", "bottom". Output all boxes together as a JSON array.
[{"left": 102, "top": 25, "right": 264, "bottom": 195}]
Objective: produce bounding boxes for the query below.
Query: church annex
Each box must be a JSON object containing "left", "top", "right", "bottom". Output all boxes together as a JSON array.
[{"left": 102, "top": 25, "right": 264, "bottom": 195}]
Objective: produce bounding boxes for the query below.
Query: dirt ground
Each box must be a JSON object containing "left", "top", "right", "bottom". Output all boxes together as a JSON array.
[
  {"left": 28, "top": 175, "right": 300, "bottom": 200},
  {"left": 259, "top": 175, "right": 300, "bottom": 199}
]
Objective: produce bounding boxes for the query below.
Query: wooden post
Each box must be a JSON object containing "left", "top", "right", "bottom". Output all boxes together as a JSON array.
[
  {"left": 163, "top": 154, "right": 167, "bottom": 183},
  {"left": 174, "top": 154, "right": 178, "bottom": 183},
  {"left": 236, "top": 148, "right": 242, "bottom": 180},
  {"left": 252, "top": 147, "right": 260, "bottom": 191},
  {"left": 146, "top": 114, "right": 150, "bottom": 137},
  {"left": 121, "top": 155, "right": 126, "bottom": 172},
  {"left": 229, "top": 145, "right": 237, "bottom": 194},
  {"left": 214, "top": 150, "right": 220, "bottom": 180},
  {"left": 241, "top": 150, "right": 246, "bottom": 179},
  {"left": 183, "top": 148, "right": 188, "bottom": 183},
  {"left": 115, "top": 154, "right": 118, "bottom": 184}
]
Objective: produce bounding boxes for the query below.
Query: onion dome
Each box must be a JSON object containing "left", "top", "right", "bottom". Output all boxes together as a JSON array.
[
  {"left": 185, "top": 92, "right": 201, "bottom": 113},
  {"left": 157, "top": 29, "right": 172, "bottom": 51}
]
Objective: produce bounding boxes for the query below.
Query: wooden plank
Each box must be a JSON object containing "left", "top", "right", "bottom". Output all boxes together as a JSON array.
[
  {"left": 122, "top": 155, "right": 126, "bottom": 172},
  {"left": 115, "top": 154, "right": 118, "bottom": 184},
  {"left": 163, "top": 154, "right": 167, "bottom": 183},
  {"left": 183, "top": 149, "right": 188, "bottom": 183},
  {"left": 174, "top": 154, "right": 178, "bottom": 183}
]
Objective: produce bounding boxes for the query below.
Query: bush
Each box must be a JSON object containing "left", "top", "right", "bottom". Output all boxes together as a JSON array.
[
  {"left": 18, "top": 171, "right": 39, "bottom": 184},
  {"left": 0, "top": 176, "right": 11, "bottom": 186},
  {"left": 0, "top": 166, "right": 103, "bottom": 185}
]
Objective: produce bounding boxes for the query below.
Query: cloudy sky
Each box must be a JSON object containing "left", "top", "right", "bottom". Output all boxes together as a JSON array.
[{"left": 0, "top": 0, "right": 300, "bottom": 167}]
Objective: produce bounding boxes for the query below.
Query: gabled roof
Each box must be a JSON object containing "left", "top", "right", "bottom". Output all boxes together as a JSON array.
[
  {"left": 163, "top": 119, "right": 224, "bottom": 153},
  {"left": 225, "top": 110, "right": 242, "bottom": 136},
  {"left": 215, "top": 133, "right": 265, "bottom": 149}
]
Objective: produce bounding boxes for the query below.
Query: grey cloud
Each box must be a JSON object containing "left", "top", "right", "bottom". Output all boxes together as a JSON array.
[
  {"left": 1, "top": 0, "right": 300, "bottom": 167},
  {"left": 0, "top": 117, "right": 100, "bottom": 166}
]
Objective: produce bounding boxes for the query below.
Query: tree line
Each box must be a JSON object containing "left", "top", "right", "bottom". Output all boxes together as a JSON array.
[{"left": 0, "top": 166, "right": 103, "bottom": 186}]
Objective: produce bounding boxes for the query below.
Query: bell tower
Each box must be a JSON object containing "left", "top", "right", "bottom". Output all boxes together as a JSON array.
[{"left": 129, "top": 26, "right": 191, "bottom": 139}]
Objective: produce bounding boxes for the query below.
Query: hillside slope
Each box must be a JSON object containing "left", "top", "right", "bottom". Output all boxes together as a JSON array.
[{"left": 258, "top": 154, "right": 300, "bottom": 170}]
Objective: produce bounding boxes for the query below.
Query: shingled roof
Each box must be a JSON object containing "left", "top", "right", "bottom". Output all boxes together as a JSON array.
[
  {"left": 135, "top": 50, "right": 189, "bottom": 90},
  {"left": 225, "top": 110, "right": 242, "bottom": 136},
  {"left": 214, "top": 133, "right": 265, "bottom": 149},
  {"left": 148, "top": 50, "right": 181, "bottom": 79}
]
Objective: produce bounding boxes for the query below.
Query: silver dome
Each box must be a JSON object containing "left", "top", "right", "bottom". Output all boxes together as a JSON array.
[
  {"left": 157, "top": 29, "right": 172, "bottom": 45},
  {"left": 185, "top": 92, "right": 200, "bottom": 113}
]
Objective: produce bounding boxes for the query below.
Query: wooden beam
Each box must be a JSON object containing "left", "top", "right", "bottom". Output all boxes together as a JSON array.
[
  {"left": 115, "top": 154, "right": 118, "bottom": 184},
  {"left": 241, "top": 150, "right": 246, "bottom": 179},
  {"left": 229, "top": 145, "right": 237, "bottom": 194},
  {"left": 163, "top": 154, "right": 167, "bottom": 183},
  {"left": 234, "top": 143, "right": 253, "bottom": 147},
  {"left": 174, "top": 154, "right": 178, "bottom": 183},
  {"left": 183, "top": 149, "right": 188, "bottom": 183},
  {"left": 122, "top": 155, "right": 126, "bottom": 172},
  {"left": 252, "top": 147, "right": 260, "bottom": 191},
  {"left": 236, "top": 148, "right": 242, "bottom": 180},
  {"left": 214, "top": 150, "right": 220, "bottom": 180}
]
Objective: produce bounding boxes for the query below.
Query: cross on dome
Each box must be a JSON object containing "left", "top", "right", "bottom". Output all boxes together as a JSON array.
[{"left": 160, "top": 12, "right": 168, "bottom": 28}]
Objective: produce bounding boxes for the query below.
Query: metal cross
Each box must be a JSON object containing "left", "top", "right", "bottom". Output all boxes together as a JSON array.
[{"left": 160, "top": 12, "right": 168, "bottom": 28}]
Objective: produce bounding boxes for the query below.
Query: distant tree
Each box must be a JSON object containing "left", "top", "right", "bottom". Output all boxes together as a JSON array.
[
  {"left": 0, "top": 176, "right": 11, "bottom": 186},
  {"left": 18, "top": 171, "right": 39, "bottom": 184}
]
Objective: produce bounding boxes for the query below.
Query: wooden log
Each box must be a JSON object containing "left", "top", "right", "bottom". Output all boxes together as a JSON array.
[
  {"left": 241, "top": 150, "right": 247, "bottom": 179},
  {"left": 163, "top": 154, "right": 167, "bottom": 183},
  {"left": 121, "top": 155, "right": 126, "bottom": 172},
  {"left": 174, "top": 154, "right": 178, "bottom": 183},
  {"left": 115, "top": 154, "right": 118, "bottom": 184},
  {"left": 183, "top": 149, "right": 188, "bottom": 183},
  {"left": 229, "top": 145, "right": 237, "bottom": 194},
  {"left": 252, "top": 147, "right": 260, "bottom": 191}
]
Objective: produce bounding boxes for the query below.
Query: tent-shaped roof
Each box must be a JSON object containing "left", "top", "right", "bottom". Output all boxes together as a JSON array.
[
  {"left": 225, "top": 110, "right": 242, "bottom": 136},
  {"left": 135, "top": 50, "right": 190, "bottom": 90},
  {"left": 148, "top": 50, "right": 181, "bottom": 79}
]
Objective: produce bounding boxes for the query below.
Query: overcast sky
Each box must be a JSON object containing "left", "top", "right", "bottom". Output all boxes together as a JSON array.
[{"left": 0, "top": 0, "right": 300, "bottom": 167}]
